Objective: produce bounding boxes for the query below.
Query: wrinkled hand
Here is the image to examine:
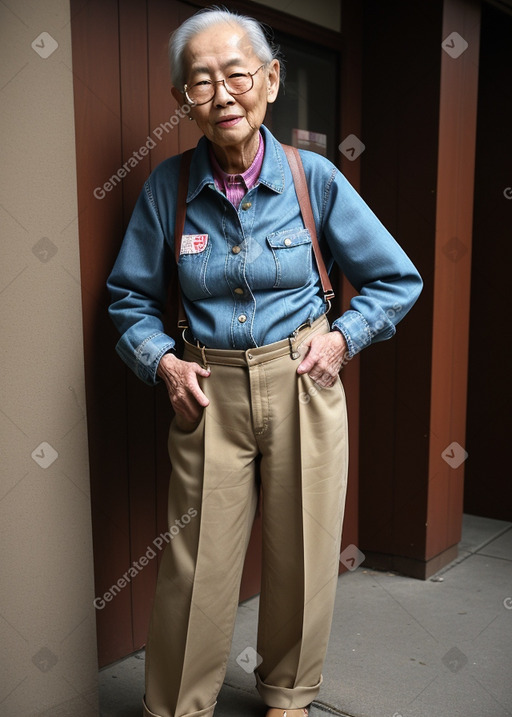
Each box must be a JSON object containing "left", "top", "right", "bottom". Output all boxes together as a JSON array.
[
  {"left": 157, "top": 353, "right": 210, "bottom": 421},
  {"left": 296, "top": 331, "right": 348, "bottom": 387}
]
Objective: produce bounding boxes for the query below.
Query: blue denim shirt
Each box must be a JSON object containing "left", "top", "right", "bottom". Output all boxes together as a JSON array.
[{"left": 107, "top": 125, "right": 422, "bottom": 385}]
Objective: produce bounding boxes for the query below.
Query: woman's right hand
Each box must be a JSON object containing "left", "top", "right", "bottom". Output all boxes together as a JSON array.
[{"left": 157, "top": 353, "right": 210, "bottom": 422}]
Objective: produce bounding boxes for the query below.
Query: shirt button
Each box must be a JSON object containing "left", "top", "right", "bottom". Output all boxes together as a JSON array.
[
  {"left": 238, "top": 314, "right": 247, "bottom": 323},
  {"left": 234, "top": 287, "right": 244, "bottom": 295},
  {"left": 284, "top": 237, "right": 292, "bottom": 246},
  {"left": 232, "top": 245, "right": 241, "bottom": 254},
  {"left": 241, "top": 202, "right": 252, "bottom": 210}
]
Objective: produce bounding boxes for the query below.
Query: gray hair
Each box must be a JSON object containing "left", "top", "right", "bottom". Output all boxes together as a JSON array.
[{"left": 168, "top": 6, "right": 283, "bottom": 90}]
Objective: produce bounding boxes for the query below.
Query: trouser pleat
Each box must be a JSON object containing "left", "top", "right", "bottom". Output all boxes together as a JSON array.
[
  {"left": 144, "top": 316, "right": 349, "bottom": 715},
  {"left": 254, "top": 343, "right": 348, "bottom": 708},
  {"left": 144, "top": 365, "right": 259, "bottom": 717}
]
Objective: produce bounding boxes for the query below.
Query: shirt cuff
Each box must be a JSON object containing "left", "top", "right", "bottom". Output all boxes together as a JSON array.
[
  {"left": 332, "top": 310, "right": 374, "bottom": 358},
  {"left": 116, "top": 332, "right": 176, "bottom": 385}
]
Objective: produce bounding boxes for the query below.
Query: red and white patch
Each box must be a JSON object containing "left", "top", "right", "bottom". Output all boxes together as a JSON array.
[{"left": 180, "top": 234, "right": 208, "bottom": 255}]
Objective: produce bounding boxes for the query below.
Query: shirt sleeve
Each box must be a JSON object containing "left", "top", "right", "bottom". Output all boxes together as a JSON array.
[
  {"left": 107, "top": 179, "right": 175, "bottom": 385},
  {"left": 322, "top": 167, "right": 423, "bottom": 356}
]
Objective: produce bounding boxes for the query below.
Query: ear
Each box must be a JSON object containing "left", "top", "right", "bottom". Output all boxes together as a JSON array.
[
  {"left": 171, "top": 86, "right": 185, "bottom": 105},
  {"left": 266, "top": 59, "right": 280, "bottom": 105}
]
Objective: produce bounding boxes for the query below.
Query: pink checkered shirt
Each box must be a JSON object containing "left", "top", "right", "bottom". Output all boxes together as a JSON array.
[{"left": 208, "top": 132, "right": 264, "bottom": 209}]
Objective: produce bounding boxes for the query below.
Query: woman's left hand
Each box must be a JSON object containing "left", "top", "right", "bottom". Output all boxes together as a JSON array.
[{"left": 296, "top": 330, "right": 348, "bottom": 387}]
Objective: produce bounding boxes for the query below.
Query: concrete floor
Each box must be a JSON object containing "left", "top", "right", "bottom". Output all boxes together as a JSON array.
[{"left": 99, "top": 514, "right": 512, "bottom": 717}]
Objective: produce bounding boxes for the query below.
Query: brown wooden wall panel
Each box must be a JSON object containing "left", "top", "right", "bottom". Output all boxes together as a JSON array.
[
  {"left": 426, "top": 0, "right": 480, "bottom": 560},
  {"left": 118, "top": 0, "right": 158, "bottom": 652},
  {"left": 358, "top": 0, "right": 441, "bottom": 571},
  {"left": 70, "top": 0, "right": 134, "bottom": 665}
]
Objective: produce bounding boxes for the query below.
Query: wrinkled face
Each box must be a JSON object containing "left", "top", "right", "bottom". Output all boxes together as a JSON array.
[{"left": 173, "top": 22, "right": 280, "bottom": 150}]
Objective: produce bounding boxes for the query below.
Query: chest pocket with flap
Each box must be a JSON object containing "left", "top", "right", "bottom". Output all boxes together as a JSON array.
[{"left": 265, "top": 227, "right": 312, "bottom": 289}]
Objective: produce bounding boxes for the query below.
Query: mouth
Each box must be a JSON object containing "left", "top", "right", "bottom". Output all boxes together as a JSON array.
[{"left": 216, "top": 115, "right": 243, "bottom": 128}]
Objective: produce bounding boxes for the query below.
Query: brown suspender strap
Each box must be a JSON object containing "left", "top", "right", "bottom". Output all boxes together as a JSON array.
[
  {"left": 174, "top": 143, "right": 335, "bottom": 329},
  {"left": 174, "top": 149, "right": 194, "bottom": 328},
  {"left": 281, "top": 144, "right": 335, "bottom": 302}
]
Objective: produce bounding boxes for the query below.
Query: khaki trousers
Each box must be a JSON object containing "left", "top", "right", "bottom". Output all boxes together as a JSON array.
[{"left": 143, "top": 315, "right": 349, "bottom": 717}]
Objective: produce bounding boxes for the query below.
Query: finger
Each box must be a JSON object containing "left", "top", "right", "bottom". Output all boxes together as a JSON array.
[
  {"left": 296, "top": 340, "right": 317, "bottom": 374},
  {"left": 190, "top": 362, "right": 211, "bottom": 378},
  {"left": 171, "top": 389, "right": 206, "bottom": 421},
  {"left": 188, "top": 383, "right": 210, "bottom": 408},
  {"left": 182, "top": 368, "right": 210, "bottom": 407}
]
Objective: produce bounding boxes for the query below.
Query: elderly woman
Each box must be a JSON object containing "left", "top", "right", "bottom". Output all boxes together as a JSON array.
[{"left": 107, "top": 7, "right": 422, "bottom": 717}]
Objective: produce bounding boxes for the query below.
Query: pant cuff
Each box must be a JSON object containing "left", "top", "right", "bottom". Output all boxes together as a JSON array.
[
  {"left": 143, "top": 696, "right": 217, "bottom": 717},
  {"left": 255, "top": 673, "right": 323, "bottom": 709}
]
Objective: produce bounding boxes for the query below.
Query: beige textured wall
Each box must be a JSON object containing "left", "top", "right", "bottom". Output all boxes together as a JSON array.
[
  {"left": 253, "top": 0, "right": 341, "bottom": 31},
  {"left": 0, "top": 1, "right": 98, "bottom": 715}
]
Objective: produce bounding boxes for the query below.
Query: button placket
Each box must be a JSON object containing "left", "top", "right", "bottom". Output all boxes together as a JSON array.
[{"left": 226, "top": 194, "right": 257, "bottom": 348}]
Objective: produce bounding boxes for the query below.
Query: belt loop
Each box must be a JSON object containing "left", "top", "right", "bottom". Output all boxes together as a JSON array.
[
  {"left": 289, "top": 335, "right": 300, "bottom": 361},
  {"left": 193, "top": 337, "right": 210, "bottom": 370},
  {"left": 200, "top": 344, "right": 210, "bottom": 371}
]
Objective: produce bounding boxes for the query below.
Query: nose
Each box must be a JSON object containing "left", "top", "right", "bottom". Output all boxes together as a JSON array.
[{"left": 213, "top": 80, "right": 235, "bottom": 107}]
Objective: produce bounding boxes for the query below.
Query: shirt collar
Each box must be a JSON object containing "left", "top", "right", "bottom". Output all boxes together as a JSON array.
[
  {"left": 186, "top": 124, "right": 286, "bottom": 202},
  {"left": 208, "top": 131, "right": 264, "bottom": 194}
]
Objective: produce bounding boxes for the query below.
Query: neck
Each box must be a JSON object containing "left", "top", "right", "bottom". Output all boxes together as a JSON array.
[{"left": 211, "top": 131, "right": 260, "bottom": 174}]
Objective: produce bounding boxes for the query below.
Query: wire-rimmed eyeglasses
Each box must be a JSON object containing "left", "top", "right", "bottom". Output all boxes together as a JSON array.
[{"left": 183, "top": 65, "right": 265, "bottom": 106}]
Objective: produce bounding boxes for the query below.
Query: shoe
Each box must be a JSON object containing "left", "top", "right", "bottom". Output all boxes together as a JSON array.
[{"left": 266, "top": 710, "right": 308, "bottom": 717}]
